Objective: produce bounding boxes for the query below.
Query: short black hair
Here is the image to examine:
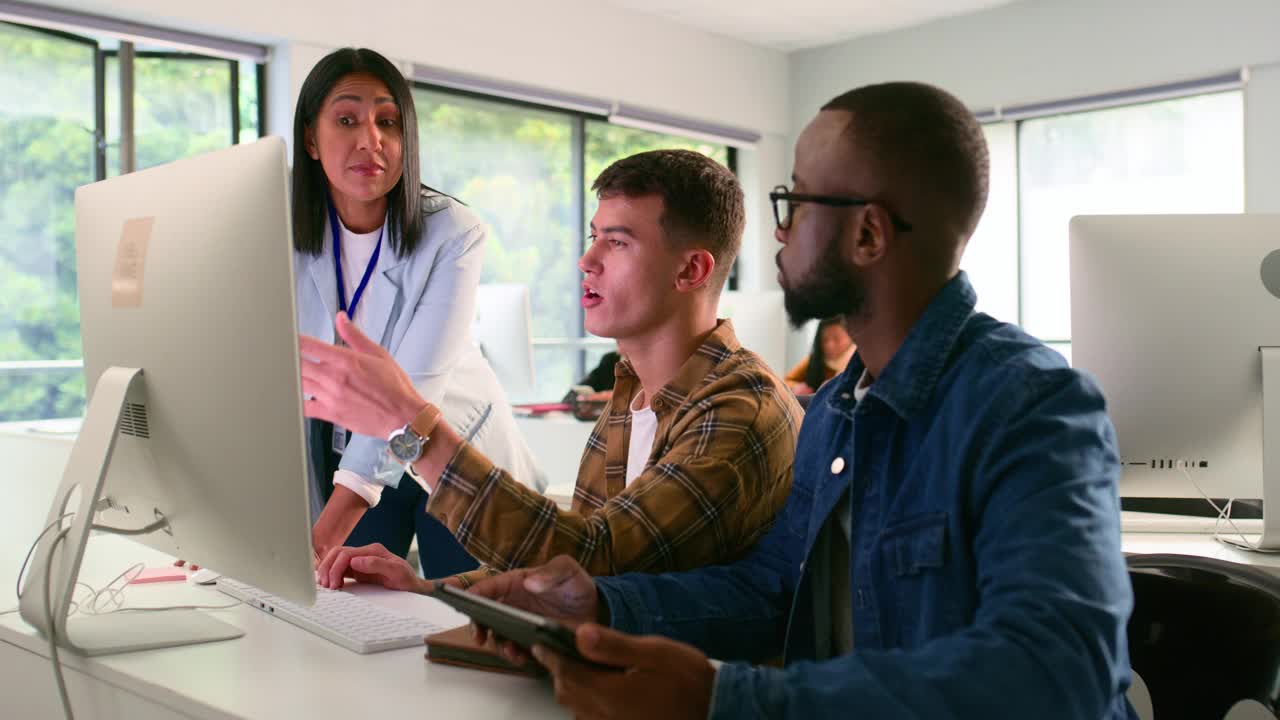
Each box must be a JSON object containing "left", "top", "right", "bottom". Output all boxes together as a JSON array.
[
  {"left": 822, "top": 82, "right": 989, "bottom": 239},
  {"left": 592, "top": 149, "right": 744, "bottom": 292},
  {"left": 292, "top": 48, "right": 429, "bottom": 257}
]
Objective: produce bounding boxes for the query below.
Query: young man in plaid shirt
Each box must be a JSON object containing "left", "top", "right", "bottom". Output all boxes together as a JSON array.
[{"left": 302, "top": 149, "right": 803, "bottom": 587}]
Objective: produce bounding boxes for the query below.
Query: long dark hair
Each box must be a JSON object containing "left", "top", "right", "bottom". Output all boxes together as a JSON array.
[
  {"left": 292, "top": 47, "right": 430, "bottom": 258},
  {"left": 805, "top": 316, "right": 847, "bottom": 391}
]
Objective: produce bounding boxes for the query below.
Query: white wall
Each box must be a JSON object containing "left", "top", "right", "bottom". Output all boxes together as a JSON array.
[
  {"left": 54, "top": 0, "right": 793, "bottom": 293},
  {"left": 788, "top": 0, "right": 1280, "bottom": 212}
]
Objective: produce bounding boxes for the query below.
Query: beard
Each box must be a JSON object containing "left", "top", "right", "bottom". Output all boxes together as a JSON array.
[{"left": 782, "top": 232, "right": 867, "bottom": 328}]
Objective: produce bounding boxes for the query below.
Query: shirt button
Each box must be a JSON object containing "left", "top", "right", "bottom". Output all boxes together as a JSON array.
[
  {"left": 841, "top": 392, "right": 851, "bottom": 400},
  {"left": 831, "top": 457, "right": 845, "bottom": 474}
]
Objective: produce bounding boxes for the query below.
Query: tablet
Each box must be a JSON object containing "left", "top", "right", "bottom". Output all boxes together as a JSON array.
[{"left": 428, "top": 583, "right": 620, "bottom": 671}]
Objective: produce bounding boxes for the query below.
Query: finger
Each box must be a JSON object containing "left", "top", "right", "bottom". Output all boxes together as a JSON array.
[
  {"left": 369, "top": 543, "right": 398, "bottom": 560},
  {"left": 334, "top": 312, "right": 385, "bottom": 356},
  {"left": 532, "top": 645, "right": 610, "bottom": 718},
  {"left": 469, "top": 568, "right": 529, "bottom": 603},
  {"left": 327, "top": 543, "right": 398, "bottom": 587},
  {"left": 525, "top": 555, "right": 584, "bottom": 594},
  {"left": 299, "top": 334, "right": 348, "bottom": 364},
  {"left": 531, "top": 644, "right": 565, "bottom": 675},
  {"left": 500, "top": 639, "right": 532, "bottom": 667},
  {"left": 300, "top": 376, "right": 335, "bottom": 403},
  {"left": 348, "top": 555, "right": 405, "bottom": 586},
  {"left": 303, "top": 397, "right": 338, "bottom": 424},
  {"left": 316, "top": 546, "right": 347, "bottom": 588},
  {"left": 327, "top": 547, "right": 361, "bottom": 589},
  {"left": 574, "top": 623, "right": 655, "bottom": 668}
]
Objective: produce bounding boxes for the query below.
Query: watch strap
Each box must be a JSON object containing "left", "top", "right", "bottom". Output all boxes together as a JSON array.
[{"left": 408, "top": 404, "right": 443, "bottom": 443}]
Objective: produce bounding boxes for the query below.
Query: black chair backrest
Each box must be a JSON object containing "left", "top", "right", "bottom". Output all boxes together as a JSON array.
[{"left": 1127, "top": 554, "right": 1280, "bottom": 720}]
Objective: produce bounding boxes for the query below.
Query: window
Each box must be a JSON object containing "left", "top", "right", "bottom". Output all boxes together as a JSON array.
[
  {"left": 105, "top": 51, "right": 245, "bottom": 176},
  {"left": 961, "top": 122, "right": 1018, "bottom": 325},
  {"left": 414, "top": 86, "right": 731, "bottom": 402},
  {"left": 969, "top": 90, "right": 1244, "bottom": 363},
  {"left": 0, "top": 21, "right": 263, "bottom": 422}
]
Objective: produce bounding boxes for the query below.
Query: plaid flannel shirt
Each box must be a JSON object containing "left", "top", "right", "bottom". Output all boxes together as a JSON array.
[{"left": 425, "top": 320, "right": 803, "bottom": 586}]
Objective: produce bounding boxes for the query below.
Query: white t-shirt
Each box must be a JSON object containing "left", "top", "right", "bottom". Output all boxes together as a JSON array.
[
  {"left": 336, "top": 215, "right": 385, "bottom": 336},
  {"left": 331, "top": 214, "right": 387, "bottom": 505},
  {"left": 625, "top": 391, "right": 659, "bottom": 487}
]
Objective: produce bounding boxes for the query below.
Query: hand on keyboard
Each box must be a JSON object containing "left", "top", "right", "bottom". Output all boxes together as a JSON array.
[
  {"left": 216, "top": 577, "right": 445, "bottom": 653},
  {"left": 316, "top": 543, "right": 429, "bottom": 593}
]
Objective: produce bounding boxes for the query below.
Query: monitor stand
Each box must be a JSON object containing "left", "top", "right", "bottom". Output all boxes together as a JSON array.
[
  {"left": 18, "top": 366, "right": 243, "bottom": 656},
  {"left": 1218, "top": 347, "right": 1280, "bottom": 552}
]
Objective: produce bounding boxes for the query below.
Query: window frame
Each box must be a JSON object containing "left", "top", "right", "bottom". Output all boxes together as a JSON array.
[
  {"left": 101, "top": 48, "right": 261, "bottom": 168},
  {"left": 411, "top": 81, "right": 739, "bottom": 383}
]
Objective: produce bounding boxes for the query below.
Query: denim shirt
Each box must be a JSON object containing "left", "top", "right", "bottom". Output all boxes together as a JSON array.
[{"left": 596, "top": 272, "right": 1136, "bottom": 719}]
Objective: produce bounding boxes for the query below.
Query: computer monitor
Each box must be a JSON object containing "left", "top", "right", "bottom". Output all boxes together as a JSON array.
[
  {"left": 473, "top": 283, "right": 536, "bottom": 401},
  {"left": 19, "top": 137, "right": 315, "bottom": 655},
  {"left": 1070, "top": 213, "right": 1280, "bottom": 550},
  {"left": 717, "top": 290, "right": 788, "bottom": 376}
]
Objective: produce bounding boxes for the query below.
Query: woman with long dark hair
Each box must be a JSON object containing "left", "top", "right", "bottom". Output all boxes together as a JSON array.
[
  {"left": 786, "top": 316, "right": 854, "bottom": 395},
  {"left": 293, "top": 48, "right": 543, "bottom": 579}
]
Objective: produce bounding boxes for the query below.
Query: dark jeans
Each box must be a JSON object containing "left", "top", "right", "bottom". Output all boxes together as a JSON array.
[{"left": 311, "top": 420, "right": 479, "bottom": 579}]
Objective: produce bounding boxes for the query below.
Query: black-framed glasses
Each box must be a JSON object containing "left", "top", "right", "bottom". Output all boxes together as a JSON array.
[{"left": 770, "top": 185, "right": 913, "bottom": 233}]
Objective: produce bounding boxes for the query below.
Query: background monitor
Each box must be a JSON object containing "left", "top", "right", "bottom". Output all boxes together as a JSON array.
[
  {"left": 20, "top": 137, "right": 315, "bottom": 654},
  {"left": 473, "top": 283, "right": 536, "bottom": 401},
  {"left": 1070, "top": 213, "right": 1280, "bottom": 549}
]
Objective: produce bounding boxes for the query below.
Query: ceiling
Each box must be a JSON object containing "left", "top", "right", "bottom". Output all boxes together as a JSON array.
[{"left": 601, "top": 0, "right": 1020, "bottom": 51}]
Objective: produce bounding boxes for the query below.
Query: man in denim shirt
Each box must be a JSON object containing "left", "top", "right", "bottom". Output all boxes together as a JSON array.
[{"left": 469, "top": 81, "right": 1136, "bottom": 720}]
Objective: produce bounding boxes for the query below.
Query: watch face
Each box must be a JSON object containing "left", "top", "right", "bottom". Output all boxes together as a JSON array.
[{"left": 389, "top": 430, "right": 422, "bottom": 462}]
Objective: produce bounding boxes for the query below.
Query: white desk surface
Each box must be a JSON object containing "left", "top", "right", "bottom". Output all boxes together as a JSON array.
[
  {"left": 5, "top": 423, "right": 1279, "bottom": 718},
  {"left": 0, "top": 534, "right": 564, "bottom": 720}
]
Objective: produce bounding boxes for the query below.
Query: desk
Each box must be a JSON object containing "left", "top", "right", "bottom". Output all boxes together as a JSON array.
[
  {"left": 0, "top": 534, "right": 565, "bottom": 719},
  {"left": 1121, "top": 531, "right": 1280, "bottom": 571},
  {"left": 0, "top": 422, "right": 565, "bottom": 720},
  {"left": 5, "top": 423, "right": 1277, "bottom": 718}
]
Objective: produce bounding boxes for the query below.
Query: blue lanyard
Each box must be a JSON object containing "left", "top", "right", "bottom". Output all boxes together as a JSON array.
[{"left": 329, "top": 201, "right": 383, "bottom": 318}]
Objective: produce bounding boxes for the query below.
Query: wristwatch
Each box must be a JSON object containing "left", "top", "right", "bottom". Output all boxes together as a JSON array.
[{"left": 387, "top": 405, "right": 442, "bottom": 473}]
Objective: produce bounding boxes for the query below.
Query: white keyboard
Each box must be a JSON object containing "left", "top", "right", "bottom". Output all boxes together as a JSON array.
[{"left": 216, "top": 577, "right": 445, "bottom": 654}]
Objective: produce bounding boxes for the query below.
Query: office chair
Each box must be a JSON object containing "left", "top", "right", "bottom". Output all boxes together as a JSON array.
[{"left": 1126, "top": 553, "right": 1280, "bottom": 720}]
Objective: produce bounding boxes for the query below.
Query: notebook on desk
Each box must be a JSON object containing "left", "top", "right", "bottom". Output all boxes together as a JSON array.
[
  {"left": 425, "top": 624, "right": 542, "bottom": 676},
  {"left": 512, "top": 402, "right": 574, "bottom": 416}
]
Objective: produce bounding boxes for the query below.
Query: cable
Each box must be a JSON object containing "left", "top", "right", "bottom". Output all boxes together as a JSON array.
[
  {"left": 1178, "top": 464, "right": 1280, "bottom": 554},
  {"left": 90, "top": 519, "right": 169, "bottom": 537},
  {"left": 17, "top": 509, "right": 241, "bottom": 720},
  {"left": 16, "top": 513, "right": 75, "bottom": 603},
  {"left": 44, "top": 528, "right": 75, "bottom": 720}
]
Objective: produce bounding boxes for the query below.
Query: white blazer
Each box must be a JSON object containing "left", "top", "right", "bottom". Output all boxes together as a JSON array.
[{"left": 295, "top": 191, "right": 544, "bottom": 516}]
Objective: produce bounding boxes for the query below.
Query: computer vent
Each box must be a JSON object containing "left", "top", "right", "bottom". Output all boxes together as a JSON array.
[{"left": 118, "top": 402, "right": 150, "bottom": 439}]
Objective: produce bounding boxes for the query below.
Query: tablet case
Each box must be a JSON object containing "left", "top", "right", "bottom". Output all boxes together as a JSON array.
[{"left": 424, "top": 624, "right": 544, "bottom": 677}]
